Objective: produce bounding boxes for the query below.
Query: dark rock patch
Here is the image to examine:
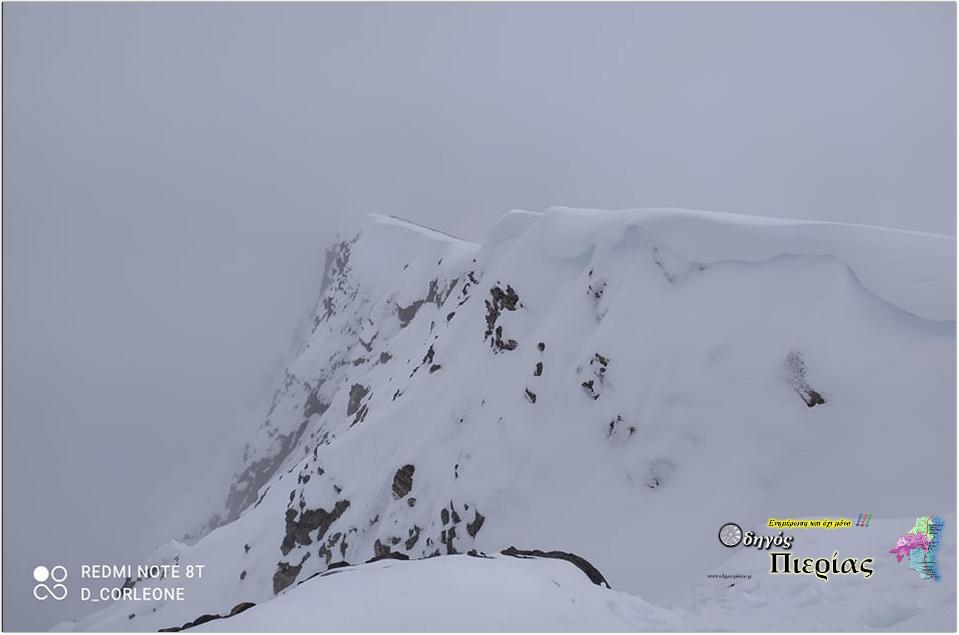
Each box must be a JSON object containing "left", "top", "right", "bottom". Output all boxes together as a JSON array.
[
  {"left": 425, "top": 277, "right": 458, "bottom": 307},
  {"left": 392, "top": 464, "right": 415, "bottom": 499},
  {"left": 581, "top": 380, "right": 599, "bottom": 400},
  {"left": 346, "top": 384, "right": 369, "bottom": 417},
  {"left": 492, "top": 326, "right": 518, "bottom": 352},
  {"left": 318, "top": 531, "right": 343, "bottom": 565},
  {"left": 501, "top": 546, "right": 610, "bottom": 588},
  {"left": 366, "top": 551, "right": 410, "bottom": 564},
  {"left": 229, "top": 602, "right": 256, "bottom": 617},
  {"left": 280, "top": 499, "right": 350, "bottom": 556},
  {"left": 373, "top": 539, "right": 391, "bottom": 559},
  {"left": 442, "top": 525, "right": 458, "bottom": 554},
  {"left": 272, "top": 560, "right": 302, "bottom": 595},
  {"left": 159, "top": 602, "right": 258, "bottom": 632},
  {"left": 397, "top": 299, "right": 426, "bottom": 328},
  {"left": 524, "top": 388, "right": 537, "bottom": 403},
  {"left": 405, "top": 525, "right": 422, "bottom": 550},
  {"left": 607, "top": 415, "right": 636, "bottom": 442},
  {"left": 467, "top": 549, "right": 492, "bottom": 558},
  {"left": 484, "top": 285, "right": 521, "bottom": 352},
  {"left": 358, "top": 333, "right": 377, "bottom": 352},
  {"left": 785, "top": 351, "right": 826, "bottom": 407},
  {"left": 467, "top": 511, "right": 486, "bottom": 537}
]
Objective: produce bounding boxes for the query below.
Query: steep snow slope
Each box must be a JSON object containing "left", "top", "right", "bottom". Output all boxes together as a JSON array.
[{"left": 64, "top": 208, "right": 955, "bottom": 631}]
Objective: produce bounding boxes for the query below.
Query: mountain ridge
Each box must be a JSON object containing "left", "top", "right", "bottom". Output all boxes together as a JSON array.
[{"left": 64, "top": 207, "right": 956, "bottom": 631}]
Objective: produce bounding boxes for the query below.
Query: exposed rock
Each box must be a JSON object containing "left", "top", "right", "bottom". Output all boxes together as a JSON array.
[
  {"left": 229, "top": 602, "right": 256, "bottom": 617},
  {"left": 501, "top": 546, "right": 610, "bottom": 588},
  {"left": 346, "top": 384, "right": 369, "bottom": 417},
  {"left": 373, "top": 539, "right": 391, "bottom": 559},
  {"left": 405, "top": 525, "right": 421, "bottom": 550},
  {"left": 396, "top": 299, "right": 426, "bottom": 328},
  {"left": 785, "top": 351, "right": 826, "bottom": 407},
  {"left": 581, "top": 380, "right": 599, "bottom": 399},
  {"left": 366, "top": 551, "right": 410, "bottom": 564},
  {"left": 159, "top": 601, "right": 258, "bottom": 632},
  {"left": 272, "top": 560, "right": 302, "bottom": 595},
  {"left": 442, "top": 524, "right": 458, "bottom": 554},
  {"left": 392, "top": 464, "right": 415, "bottom": 498},
  {"left": 466, "top": 511, "right": 485, "bottom": 537},
  {"left": 492, "top": 326, "right": 518, "bottom": 351},
  {"left": 484, "top": 285, "right": 521, "bottom": 352},
  {"left": 607, "top": 415, "right": 636, "bottom": 443},
  {"left": 280, "top": 499, "right": 350, "bottom": 556},
  {"left": 358, "top": 333, "right": 377, "bottom": 352}
]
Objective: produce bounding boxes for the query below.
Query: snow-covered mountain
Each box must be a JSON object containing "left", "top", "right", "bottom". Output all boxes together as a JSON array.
[{"left": 61, "top": 208, "right": 956, "bottom": 631}]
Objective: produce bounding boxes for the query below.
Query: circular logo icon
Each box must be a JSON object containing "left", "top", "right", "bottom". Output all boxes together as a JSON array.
[
  {"left": 718, "top": 522, "right": 743, "bottom": 548},
  {"left": 33, "top": 565, "right": 68, "bottom": 600}
]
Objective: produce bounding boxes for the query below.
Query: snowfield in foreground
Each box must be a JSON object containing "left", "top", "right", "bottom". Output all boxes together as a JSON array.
[
  {"left": 192, "top": 515, "right": 956, "bottom": 632},
  {"left": 57, "top": 208, "right": 955, "bottom": 631}
]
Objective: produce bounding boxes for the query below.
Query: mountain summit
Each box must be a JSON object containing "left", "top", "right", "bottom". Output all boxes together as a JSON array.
[{"left": 64, "top": 208, "right": 955, "bottom": 631}]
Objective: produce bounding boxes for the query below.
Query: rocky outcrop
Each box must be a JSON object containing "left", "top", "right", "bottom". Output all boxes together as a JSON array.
[
  {"left": 391, "top": 465, "right": 415, "bottom": 499},
  {"left": 159, "top": 601, "right": 257, "bottom": 632},
  {"left": 501, "top": 547, "right": 610, "bottom": 588}
]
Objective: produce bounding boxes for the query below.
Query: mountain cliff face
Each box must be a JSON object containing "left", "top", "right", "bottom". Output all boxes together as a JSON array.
[{"left": 65, "top": 208, "right": 956, "bottom": 631}]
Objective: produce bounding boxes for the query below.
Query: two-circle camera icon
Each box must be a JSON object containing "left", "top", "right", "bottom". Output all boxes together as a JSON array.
[{"left": 33, "top": 565, "right": 68, "bottom": 600}]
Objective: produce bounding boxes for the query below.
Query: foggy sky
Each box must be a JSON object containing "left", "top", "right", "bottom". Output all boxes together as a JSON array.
[{"left": 3, "top": 2, "right": 955, "bottom": 630}]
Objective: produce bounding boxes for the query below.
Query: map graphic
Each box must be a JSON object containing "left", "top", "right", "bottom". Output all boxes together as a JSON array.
[{"left": 889, "top": 516, "right": 944, "bottom": 581}]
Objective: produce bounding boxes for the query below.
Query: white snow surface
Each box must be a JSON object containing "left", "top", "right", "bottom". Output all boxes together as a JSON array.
[{"left": 60, "top": 208, "right": 955, "bottom": 631}]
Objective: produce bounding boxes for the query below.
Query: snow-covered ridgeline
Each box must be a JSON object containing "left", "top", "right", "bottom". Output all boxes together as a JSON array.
[{"left": 63, "top": 208, "right": 955, "bottom": 632}]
